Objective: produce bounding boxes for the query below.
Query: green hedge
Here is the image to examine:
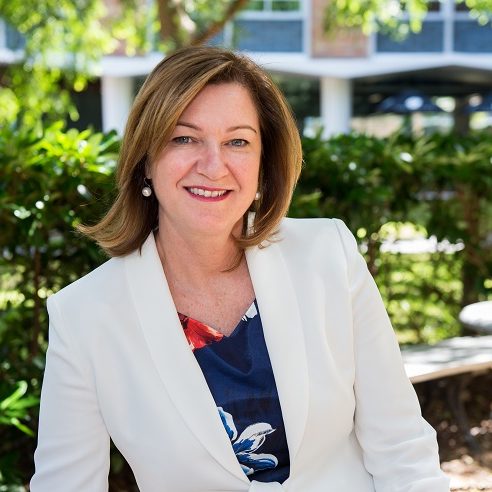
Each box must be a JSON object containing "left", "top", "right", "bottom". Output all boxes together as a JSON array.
[
  {"left": 291, "top": 131, "right": 492, "bottom": 344},
  {"left": 293, "top": 131, "right": 492, "bottom": 303},
  {"left": 1, "top": 123, "right": 491, "bottom": 488},
  {"left": 0, "top": 121, "right": 118, "bottom": 488}
]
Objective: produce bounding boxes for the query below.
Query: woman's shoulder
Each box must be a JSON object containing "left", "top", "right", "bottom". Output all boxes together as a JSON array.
[
  {"left": 48, "top": 254, "right": 127, "bottom": 313},
  {"left": 274, "top": 217, "right": 360, "bottom": 271},
  {"left": 280, "top": 216, "right": 338, "bottom": 234},
  {"left": 279, "top": 217, "right": 355, "bottom": 247}
]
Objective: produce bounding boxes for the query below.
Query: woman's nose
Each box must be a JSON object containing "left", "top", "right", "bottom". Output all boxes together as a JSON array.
[{"left": 195, "top": 142, "right": 229, "bottom": 180}]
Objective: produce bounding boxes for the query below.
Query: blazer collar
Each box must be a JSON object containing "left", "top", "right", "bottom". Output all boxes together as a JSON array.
[
  {"left": 124, "top": 233, "right": 308, "bottom": 478},
  {"left": 246, "top": 241, "right": 309, "bottom": 464}
]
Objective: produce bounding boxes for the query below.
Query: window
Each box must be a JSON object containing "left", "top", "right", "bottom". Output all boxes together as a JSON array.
[
  {"left": 245, "top": 0, "right": 301, "bottom": 12},
  {"left": 455, "top": 1, "right": 471, "bottom": 12},
  {"left": 427, "top": 1, "right": 442, "bottom": 12}
]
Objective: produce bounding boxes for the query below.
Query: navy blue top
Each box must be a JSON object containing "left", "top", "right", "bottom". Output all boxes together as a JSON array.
[{"left": 178, "top": 301, "right": 290, "bottom": 483}]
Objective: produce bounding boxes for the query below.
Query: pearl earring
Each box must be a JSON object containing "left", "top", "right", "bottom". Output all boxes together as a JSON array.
[
  {"left": 142, "top": 178, "right": 153, "bottom": 197},
  {"left": 255, "top": 191, "right": 261, "bottom": 201}
]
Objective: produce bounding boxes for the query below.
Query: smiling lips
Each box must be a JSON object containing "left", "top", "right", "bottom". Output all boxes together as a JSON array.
[{"left": 186, "top": 186, "right": 230, "bottom": 201}]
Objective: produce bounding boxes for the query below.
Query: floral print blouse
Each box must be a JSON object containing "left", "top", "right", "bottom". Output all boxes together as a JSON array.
[{"left": 178, "top": 301, "right": 290, "bottom": 484}]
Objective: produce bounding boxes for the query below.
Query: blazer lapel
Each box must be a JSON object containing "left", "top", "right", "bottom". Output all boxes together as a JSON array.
[
  {"left": 124, "top": 234, "right": 248, "bottom": 483},
  {"left": 246, "top": 241, "right": 309, "bottom": 464}
]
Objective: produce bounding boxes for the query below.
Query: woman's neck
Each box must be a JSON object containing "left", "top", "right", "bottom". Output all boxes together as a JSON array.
[
  {"left": 154, "top": 222, "right": 242, "bottom": 283},
  {"left": 154, "top": 219, "right": 254, "bottom": 333}
]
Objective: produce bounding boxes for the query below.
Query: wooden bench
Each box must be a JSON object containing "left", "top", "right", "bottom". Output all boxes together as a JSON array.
[
  {"left": 402, "top": 335, "right": 492, "bottom": 384},
  {"left": 401, "top": 335, "right": 492, "bottom": 453}
]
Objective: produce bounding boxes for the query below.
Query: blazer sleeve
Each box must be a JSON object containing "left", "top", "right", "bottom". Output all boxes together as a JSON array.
[
  {"left": 333, "top": 219, "right": 450, "bottom": 492},
  {"left": 30, "top": 295, "right": 110, "bottom": 492}
]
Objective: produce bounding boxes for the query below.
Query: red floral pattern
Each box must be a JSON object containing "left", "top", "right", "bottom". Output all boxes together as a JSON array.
[{"left": 178, "top": 313, "right": 224, "bottom": 352}]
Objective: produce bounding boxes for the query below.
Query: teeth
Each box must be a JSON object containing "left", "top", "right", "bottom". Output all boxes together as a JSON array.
[{"left": 189, "top": 187, "right": 227, "bottom": 198}]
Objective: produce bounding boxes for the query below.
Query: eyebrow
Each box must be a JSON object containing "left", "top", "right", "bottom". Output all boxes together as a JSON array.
[{"left": 176, "top": 121, "right": 258, "bottom": 134}]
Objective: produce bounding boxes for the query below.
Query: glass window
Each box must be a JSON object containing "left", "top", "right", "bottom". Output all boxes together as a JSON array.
[
  {"left": 397, "top": 0, "right": 441, "bottom": 13},
  {"left": 246, "top": 0, "right": 264, "bottom": 11},
  {"left": 245, "top": 0, "right": 300, "bottom": 11},
  {"left": 427, "top": 1, "right": 442, "bottom": 12},
  {"left": 272, "top": 0, "right": 301, "bottom": 10},
  {"left": 455, "top": 1, "right": 470, "bottom": 11}
]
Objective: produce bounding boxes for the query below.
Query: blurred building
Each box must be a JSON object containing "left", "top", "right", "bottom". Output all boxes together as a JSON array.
[{"left": 2, "top": 0, "right": 492, "bottom": 136}]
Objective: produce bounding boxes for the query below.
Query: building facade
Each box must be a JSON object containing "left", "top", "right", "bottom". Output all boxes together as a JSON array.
[{"left": 2, "top": 0, "right": 492, "bottom": 135}]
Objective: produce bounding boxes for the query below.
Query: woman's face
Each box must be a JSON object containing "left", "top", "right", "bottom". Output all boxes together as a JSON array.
[{"left": 150, "top": 83, "right": 262, "bottom": 241}]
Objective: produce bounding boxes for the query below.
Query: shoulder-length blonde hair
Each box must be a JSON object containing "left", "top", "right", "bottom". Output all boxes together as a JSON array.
[{"left": 79, "top": 46, "right": 302, "bottom": 256}]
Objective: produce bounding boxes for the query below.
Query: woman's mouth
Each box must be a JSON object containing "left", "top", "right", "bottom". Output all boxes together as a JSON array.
[{"left": 186, "top": 187, "right": 231, "bottom": 200}]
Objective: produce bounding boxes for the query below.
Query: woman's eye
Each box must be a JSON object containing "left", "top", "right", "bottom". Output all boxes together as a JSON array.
[
  {"left": 229, "top": 139, "right": 248, "bottom": 147},
  {"left": 173, "top": 136, "right": 193, "bottom": 145}
]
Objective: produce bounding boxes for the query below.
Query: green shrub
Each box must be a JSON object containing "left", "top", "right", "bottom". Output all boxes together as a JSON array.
[
  {"left": 292, "top": 130, "right": 492, "bottom": 340},
  {"left": 1, "top": 124, "right": 491, "bottom": 488},
  {"left": 0, "top": 121, "right": 118, "bottom": 487}
]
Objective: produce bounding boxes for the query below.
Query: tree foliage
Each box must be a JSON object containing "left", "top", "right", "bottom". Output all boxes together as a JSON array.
[
  {"left": 0, "top": 0, "right": 250, "bottom": 125},
  {"left": 156, "top": 0, "right": 250, "bottom": 49},
  {"left": 3, "top": 0, "right": 492, "bottom": 125},
  {"left": 324, "top": 0, "right": 492, "bottom": 37},
  {"left": 292, "top": 130, "right": 492, "bottom": 308},
  {"left": 0, "top": 121, "right": 119, "bottom": 488},
  {"left": 0, "top": 0, "right": 117, "bottom": 124}
]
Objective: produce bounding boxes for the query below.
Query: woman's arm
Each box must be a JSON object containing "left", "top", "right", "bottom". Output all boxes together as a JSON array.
[
  {"left": 30, "top": 295, "right": 110, "bottom": 492},
  {"left": 334, "top": 219, "right": 450, "bottom": 492}
]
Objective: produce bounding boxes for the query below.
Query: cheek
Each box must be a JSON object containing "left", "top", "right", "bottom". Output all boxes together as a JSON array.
[
  {"left": 233, "top": 164, "right": 258, "bottom": 188},
  {"left": 235, "top": 153, "right": 261, "bottom": 177},
  {"left": 152, "top": 156, "right": 188, "bottom": 184},
  {"left": 248, "top": 160, "right": 261, "bottom": 186}
]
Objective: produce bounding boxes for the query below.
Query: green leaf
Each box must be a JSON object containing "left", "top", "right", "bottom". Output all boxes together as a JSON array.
[{"left": 0, "top": 382, "right": 28, "bottom": 411}]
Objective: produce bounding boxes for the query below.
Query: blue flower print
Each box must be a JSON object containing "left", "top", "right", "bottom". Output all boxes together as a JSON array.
[{"left": 218, "top": 407, "right": 278, "bottom": 476}]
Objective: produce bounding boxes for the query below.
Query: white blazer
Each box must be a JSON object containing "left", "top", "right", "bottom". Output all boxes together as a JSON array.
[{"left": 31, "top": 218, "right": 450, "bottom": 492}]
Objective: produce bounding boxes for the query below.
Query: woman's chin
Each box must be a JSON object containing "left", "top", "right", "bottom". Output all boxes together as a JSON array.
[{"left": 160, "top": 214, "right": 245, "bottom": 242}]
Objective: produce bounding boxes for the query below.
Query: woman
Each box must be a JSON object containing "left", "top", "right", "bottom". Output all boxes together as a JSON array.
[{"left": 31, "top": 46, "right": 450, "bottom": 491}]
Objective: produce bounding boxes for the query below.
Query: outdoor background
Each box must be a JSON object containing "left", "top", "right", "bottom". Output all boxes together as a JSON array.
[{"left": 0, "top": 0, "right": 491, "bottom": 490}]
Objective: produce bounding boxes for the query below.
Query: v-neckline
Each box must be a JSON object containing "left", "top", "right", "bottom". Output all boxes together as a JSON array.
[{"left": 178, "top": 300, "right": 257, "bottom": 344}]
